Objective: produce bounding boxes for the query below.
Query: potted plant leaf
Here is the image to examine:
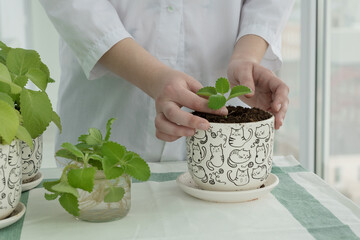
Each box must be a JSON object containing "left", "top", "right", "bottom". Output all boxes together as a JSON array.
[
  {"left": 43, "top": 118, "right": 151, "bottom": 222},
  {"left": 0, "top": 65, "right": 33, "bottom": 219},
  {"left": 0, "top": 41, "right": 61, "bottom": 184},
  {"left": 186, "top": 77, "right": 275, "bottom": 191}
]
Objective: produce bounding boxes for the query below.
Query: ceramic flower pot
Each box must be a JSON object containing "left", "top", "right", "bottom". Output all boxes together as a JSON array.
[
  {"left": 0, "top": 140, "right": 22, "bottom": 220},
  {"left": 186, "top": 115, "right": 275, "bottom": 191},
  {"left": 20, "top": 135, "right": 43, "bottom": 183},
  {"left": 77, "top": 171, "right": 131, "bottom": 222}
]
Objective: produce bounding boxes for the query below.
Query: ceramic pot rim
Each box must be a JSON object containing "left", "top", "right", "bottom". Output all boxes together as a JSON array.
[{"left": 206, "top": 115, "right": 274, "bottom": 127}]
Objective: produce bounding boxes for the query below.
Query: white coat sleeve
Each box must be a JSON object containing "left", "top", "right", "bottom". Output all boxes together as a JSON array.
[
  {"left": 237, "top": 0, "right": 295, "bottom": 71},
  {"left": 40, "top": 0, "right": 132, "bottom": 80}
]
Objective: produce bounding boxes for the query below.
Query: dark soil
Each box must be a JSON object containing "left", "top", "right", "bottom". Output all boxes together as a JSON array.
[{"left": 192, "top": 106, "right": 272, "bottom": 123}]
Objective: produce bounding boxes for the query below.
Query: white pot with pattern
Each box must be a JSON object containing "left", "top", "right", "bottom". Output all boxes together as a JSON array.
[
  {"left": 186, "top": 115, "right": 275, "bottom": 191},
  {"left": 20, "top": 135, "right": 43, "bottom": 183},
  {"left": 0, "top": 140, "right": 22, "bottom": 219}
]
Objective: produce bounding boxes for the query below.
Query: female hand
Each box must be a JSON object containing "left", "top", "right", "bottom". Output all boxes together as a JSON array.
[
  {"left": 152, "top": 69, "right": 227, "bottom": 142},
  {"left": 227, "top": 58, "right": 289, "bottom": 129}
]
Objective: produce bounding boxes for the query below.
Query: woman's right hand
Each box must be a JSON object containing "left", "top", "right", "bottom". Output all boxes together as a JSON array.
[{"left": 151, "top": 69, "right": 227, "bottom": 142}]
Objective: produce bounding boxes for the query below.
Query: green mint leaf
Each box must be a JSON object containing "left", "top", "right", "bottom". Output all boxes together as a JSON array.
[
  {"left": 61, "top": 142, "right": 84, "bottom": 159},
  {"left": 197, "top": 86, "right": 217, "bottom": 97},
  {"left": 45, "top": 193, "right": 59, "bottom": 201},
  {"left": 102, "top": 156, "right": 124, "bottom": 179},
  {"left": 89, "top": 154, "right": 103, "bottom": 162},
  {"left": 85, "top": 128, "right": 103, "bottom": 146},
  {"left": 0, "top": 81, "right": 11, "bottom": 94},
  {"left": 13, "top": 75, "right": 28, "bottom": 89},
  {"left": 0, "top": 56, "right": 5, "bottom": 65},
  {"left": 228, "top": 85, "right": 252, "bottom": 100},
  {"left": 208, "top": 95, "right": 227, "bottom": 110},
  {"left": 67, "top": 167, "right": 96, "bottom": 192},
  {"left": 20, "top": 89, "right": 52, "bottom": 138},
  {"left": 43, "top": 180, "right": 61, "bottom": 193},
  {"left": 0, "top": 63, "right": 21, "bottom": 94},
  {"left": 26, "top": 68, "right": 48, "bottom": 91},
  {"left": 16, "top": 125, "right": 33, "bottom": 150},
  {"left": 0, "top": 41, "right": 9, "bottom": 50},
  {"left": 59, "top": 193, "right": 79, "bottom": 216},
  {"left": 105, "top": 118, "right": 116, "bottom": 141},
  {"left": 104, "top": 186, "right": 125, "bottom": 203},
  {"left": 88, "top": 159, "right": 103, "bottom": 170},
  {"left": 0, "top": 100, "right": 19, "bottom": 145},
  {"left": 123, "top": 152, "right": 150, "bottom": 181},
  {"left": 55, "top": 149, "right": 78, "bottom": 161},
  {"left": 39, "top": 62, "right": 50, "bottom": 78},
  {"left": 48, "top": 78, "right": 55, "bottom": 83},
  {"left": 6, "top": 48, "right": 41, "bottom": 75},
  {"left": 51, "top": 111, "right": 62, "bottom": 133},
  {"left": 78, "top": 134, "right": 88, "bottom": 143},
  {"left": 52, "top": 181, "right": 79, "bottom": 198},
  {"left": 101, "top": 141, "right": 126, "bottom": 165},
  {"left": 0, "top": 92, "right": 14, "bottom": 107},
  {"left": 75, "top": 143, "right": 91, "bottom": 151},
  {"left": 215, "top": 77, "right": 230, "bottom": 94}
]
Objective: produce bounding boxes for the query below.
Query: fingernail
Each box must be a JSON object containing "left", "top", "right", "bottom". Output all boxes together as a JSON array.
[
  {"left": 220, "top": 108, "right": 228, "bottom": 115},
  {"left": 198, "top": 122, "right": 209, "bottom": 130},
  {"left": 280, "top": 118, "right": 284, "bottom": 125},
  {"left": 277, "top": 104, "right": 281, "bottom": 112}
]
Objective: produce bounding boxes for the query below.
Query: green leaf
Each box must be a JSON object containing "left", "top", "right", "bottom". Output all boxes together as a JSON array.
[
  {"left": 0, "top": 41, "right": 9, "bottom": 50},
  {"left": 102, "top": 156, "right": 124, "bottom": 179},
  {"left": 228, "top": 85, "right": 252, "bottom": 100},
  {"left": 55, "top": 148, "right": 79, "bottom": 161},
  {"left": 59, "top": 193, "right": 79, "bottom": 216},
  {"left": 89, "top": 154, "right": 103, "bottom": 162},
  {"left": 0, "top": 56, "right": 6, "bottom": 65},
  {"left": 0, "top": 92, "right": 13, "bottom": 106},
  {"left": 215, "top": 77, "right": 230, "bottom": 94},
  {"left": 43, "top": 180, "right": 60, "bottom": 193},
  {"left": 67, "top": 167, "right": 96, "bottom": 192},
  {"left": 26, "top": 68, "right": 48, "bottom": 91},
  {"left": 51, "top": 111, "right": 62, "bottom": 133},
  {"left": 123, "top": 152, "right": 150, "bottom": 181},
  {"left": 75, "top": 143, "right": 91, "bottom": 151},
  {"left": 52, "top": 181, "right": 79, "bottom": 198},
  {"left": 6, "top": 48, "right": 41, "bottom": 75},
  {"left": 104, "top": 187, "right": 125, "bottom": 203},
  {"left": 45, "top": 193, "right": 59, "bottom": 200},
  {"left": 208, "top": 95, "right": 227, "bottom": 110},
  {"left": 48, "top": 78, "right": 55, "bottom": 83},
  {"left": 88, "top": 159, "right": 103, "bottom": 170},
  {"left": 101, "top": 142, "right": 126, "bottom": 164},
  {"left": 196, "top": 86, "right": 217, "bottom": 97},
  {"left": 0, "top": 100, "right": 19, "bottom": 144},
  {"left": 13, "top": 75, "right": 28, "bottom": 89},
  {"left": 20, "top": 89, "right": 53, "bottom": 138},
  {"left": 105, "top": 118, "right": 116, "bottom": 141},
  {"left": 0, "top": 81, "right": 11, "bottom": 94},
  {"left": 16, "top": 125, "right": 33, "bottom": 150},
  {"left": 39, "top": 62, "right": 50, "bottom": 78},
  {"left": 61, "top": 142, "right": 84, "bottom": 159},
  {"left": 0, "top": 63, "right": 21, "bottom": 94},
  {"left": 78, "top": 134, "right": 88, "bottom": 143},
  {"left": 86, "top": 128, "right": 103, "bottom": 146}
]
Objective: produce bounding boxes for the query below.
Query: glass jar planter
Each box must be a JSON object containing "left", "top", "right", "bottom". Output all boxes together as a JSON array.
[{"left": 77, "top": 171, "right": 131, "bottom": 222}]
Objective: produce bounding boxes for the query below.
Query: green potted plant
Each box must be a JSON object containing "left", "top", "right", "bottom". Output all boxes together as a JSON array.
[
  {"left": 186, "top": 77, "right": 275, "bottom": 191},
  {"left": 43, "top": 118, "right": 151, "bottom": 222},
  {"left": 0, "top": 41, "right": 61, "bottom": 183}
]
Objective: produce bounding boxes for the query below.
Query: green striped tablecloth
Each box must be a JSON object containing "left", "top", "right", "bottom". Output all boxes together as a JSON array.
[{"left": 1, "top": 155, "right": 360, "bottom": 240}]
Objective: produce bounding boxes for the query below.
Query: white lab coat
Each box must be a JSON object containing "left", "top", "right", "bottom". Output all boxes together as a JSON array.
[{"left": 40, "top": 0, "right": 294, "bottom": 163}]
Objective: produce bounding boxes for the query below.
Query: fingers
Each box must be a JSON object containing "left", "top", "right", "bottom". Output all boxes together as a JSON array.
[
  {"left": 269, "top": 78, "right": 289, "bottom": 130},
  {"left": 161, "top": 101, "right": 210, "bottom": 130},
  {"left": 155, "top": 113, "right": 195, "bottom": 137},
  {"left": 230, "top": 61, "right": 255, "bottom": 97},
  {"left": 175, "top": 88, "right": 228, "bottom": 116},
  {"left": 155, "top": 130, "right": 181, "bottom": 142}
]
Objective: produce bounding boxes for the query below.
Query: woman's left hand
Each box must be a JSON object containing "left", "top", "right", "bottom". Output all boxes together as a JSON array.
[{"left": 227, "top": 58, "right": 289, "bottom": 130}]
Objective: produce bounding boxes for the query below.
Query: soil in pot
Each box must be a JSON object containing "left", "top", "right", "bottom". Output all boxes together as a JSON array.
[{"left": 193, "top": 106, "right": 272, "bottom": 123}]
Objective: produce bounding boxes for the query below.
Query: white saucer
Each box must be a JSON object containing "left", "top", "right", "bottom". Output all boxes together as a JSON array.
[
  {"left": 22, "top": 172, "right": 43, "bottom": 192},
  {"left": 0, "top": 202, "right": 26, "bottom": 229},
  {"left": 176, "top": 172, "right": 279, "bottom": 203}
]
